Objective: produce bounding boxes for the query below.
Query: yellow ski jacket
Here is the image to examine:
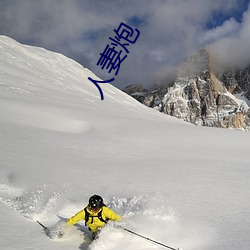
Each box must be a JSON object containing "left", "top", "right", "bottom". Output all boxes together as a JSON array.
[{"left": 67, "top": 206, "right": 121, "bottom": 233}]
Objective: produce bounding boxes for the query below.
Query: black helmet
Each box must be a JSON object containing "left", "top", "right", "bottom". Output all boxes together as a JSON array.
[{"left": 89, "top": 195, "right": 104, "bottom": 210}]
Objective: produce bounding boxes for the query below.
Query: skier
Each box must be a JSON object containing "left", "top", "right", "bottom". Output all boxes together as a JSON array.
[{"left": 66, "top": 194, "right": 121, "bottom": 239}]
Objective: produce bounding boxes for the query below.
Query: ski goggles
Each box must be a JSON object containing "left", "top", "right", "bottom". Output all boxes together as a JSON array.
[{"left": 90, "top": 205, "right": 101, "bottom": 212}]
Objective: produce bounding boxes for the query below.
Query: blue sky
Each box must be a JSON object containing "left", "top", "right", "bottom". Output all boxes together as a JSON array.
[
  {"left": 206, "top": 0, "right": 249, "bottom": 28},
  {"left": 0, "top": 0, "right": 249, "bottom": 89}
]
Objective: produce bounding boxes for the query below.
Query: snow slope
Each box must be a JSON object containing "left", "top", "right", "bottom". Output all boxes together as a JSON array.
[{"left": 0, "top": 35, "right": 250, "bottom": 250}]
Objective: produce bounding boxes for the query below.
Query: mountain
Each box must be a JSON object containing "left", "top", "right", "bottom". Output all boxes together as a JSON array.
[
  {"left": 123, "top": 49, "right": 250, "bottom": 130},
  {"left": 0, "top": 36, "right": 250, "bottom": 250},
  {"left": 217, "top": 66, "right": 250, "bottom": 100}
]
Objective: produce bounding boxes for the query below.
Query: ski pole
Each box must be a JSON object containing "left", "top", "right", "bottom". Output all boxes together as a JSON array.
[
  {"left": 37, "top": 220, "right": 48, "bottom": 231},
  {"left": 122, "top": 227, "right": 180, "bottom": 250}
]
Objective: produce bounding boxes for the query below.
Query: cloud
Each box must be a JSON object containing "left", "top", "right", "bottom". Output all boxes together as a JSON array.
[
  {"left": 200, "top": 18, "right": 240, "bottom": 45},
  {"left": 0, "top": 0, "right": 249, "bottom": 89},
  {"left": 209, "top": 4, "right": 250, "bottom": 69}
]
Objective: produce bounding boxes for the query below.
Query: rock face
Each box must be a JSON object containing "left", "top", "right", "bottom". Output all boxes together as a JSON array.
[
  {"left": 217, "top": 66, "right": 250, "bottom": 100},
  {"left": 124, "top": 49, "right": 250, "bottom": 130},
  {"left": 123, "top": 84, "right": 147, "bottom": 103}
]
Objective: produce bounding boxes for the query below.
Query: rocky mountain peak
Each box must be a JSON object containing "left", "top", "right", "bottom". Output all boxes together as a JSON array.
[
  {"left": 177, "top": 48, "right": 210, "bottom": 78},
  {"left": 123, "top": 49, "right": 250, "bottom": 130}
]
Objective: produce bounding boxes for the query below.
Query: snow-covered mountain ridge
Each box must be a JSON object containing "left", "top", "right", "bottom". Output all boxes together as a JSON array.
[
  {"left": 0, "top": 35, "right": 145, "bottom": 107},
  {"left": 0, "top": 36, "right": 250, "bottom": 250},
  {"left": 124, "top": 49, "right": 250, "bottom": 130}
]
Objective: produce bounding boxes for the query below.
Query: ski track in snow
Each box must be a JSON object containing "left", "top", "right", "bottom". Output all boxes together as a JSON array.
[{"left": 0, "top": 99, "right": 91, "bottom": 134}]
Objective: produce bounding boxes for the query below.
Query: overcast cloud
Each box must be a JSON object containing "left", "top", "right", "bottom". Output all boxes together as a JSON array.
[{"left": 0, "top": 0, "right": 249, "bottom": 89}]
